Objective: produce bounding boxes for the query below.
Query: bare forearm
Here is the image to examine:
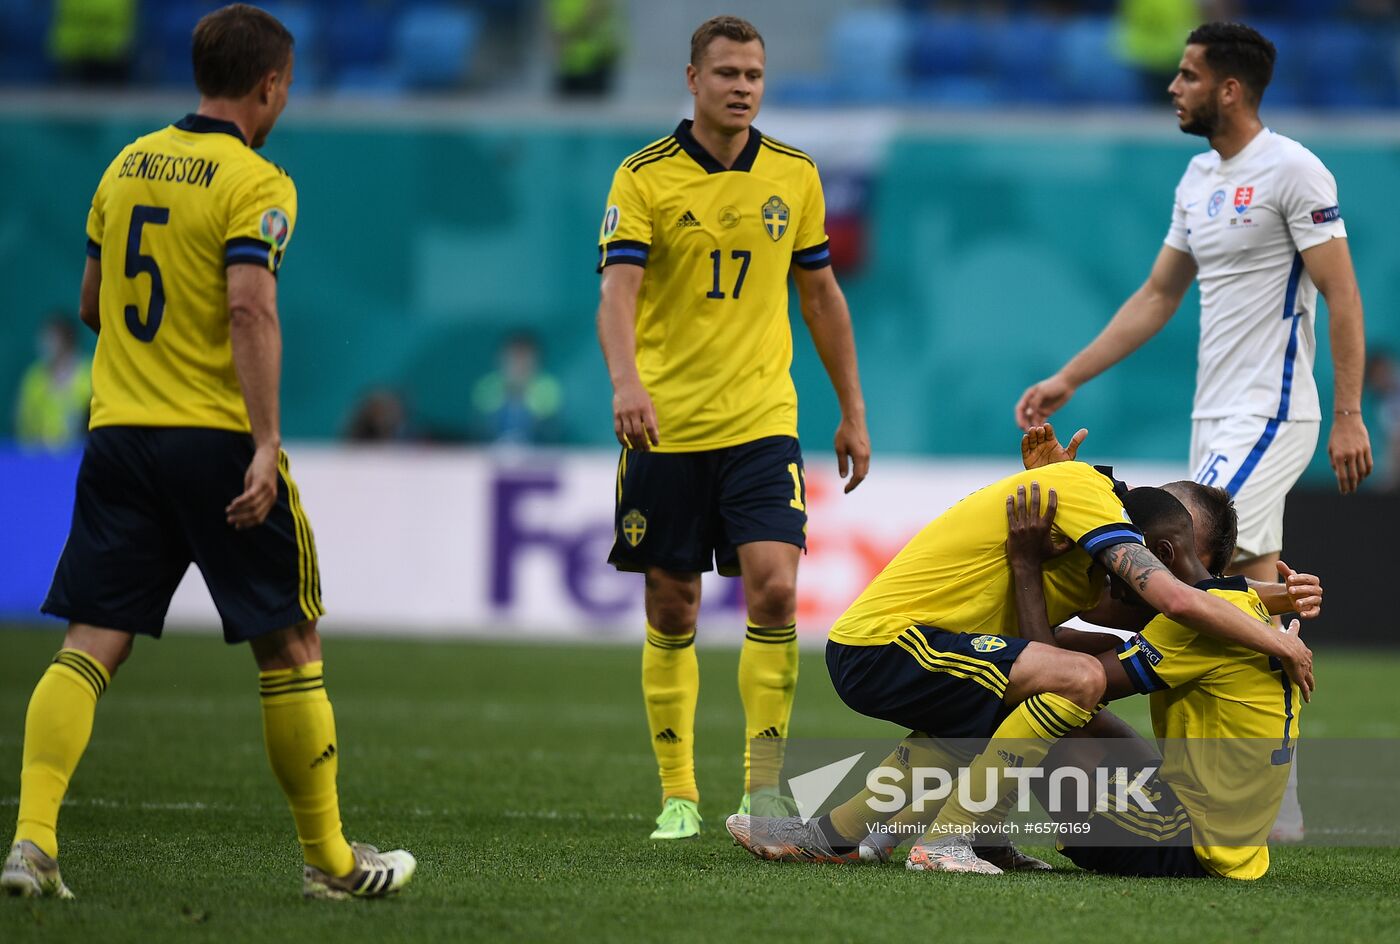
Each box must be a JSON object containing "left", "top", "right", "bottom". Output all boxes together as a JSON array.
[
  {"left": 801, "top": 284, "right": 865, "bottom": 417},
  {"left": 1010, "top": 561, "right": 1056, "bottom": 646},
  {"left": 1054, "top": 627, "right": 1125, "bottom": 655},
  {"left": 596, "top": 293, "right": 641, "bottom": 390},
  {"left": 230, "top": 308, "right": 282, "bottom": 449},
  {"left": 1327, "top": 288, "right": 1366, "bottom": 410},
  {"left": 1175, "top": 591, "right": 1289, "bottom": 658},
  {"left": 1248, "top": 579, "right": 1291, "bottom": 615},
  {"left": 1060, "top": 287, "right": 1176, "bottom": 386}
]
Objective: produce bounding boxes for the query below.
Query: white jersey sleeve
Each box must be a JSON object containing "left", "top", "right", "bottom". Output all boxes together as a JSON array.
[
  {"left": 1277, "top": 149, "right": 1347, "bottom": 252},
  {"left": 1165, "top": 176, "right": 1191, "bottom": 252}
]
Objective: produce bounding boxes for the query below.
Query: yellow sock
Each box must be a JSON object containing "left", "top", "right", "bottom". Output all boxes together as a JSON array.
[
  {"left": 14, "top": 649, "right": 110, "bottom": 859},
  {"left": 828, "top": 735, "right": 968, "bottom": 841},
  {"left": 931, "top": 693, "right": 1094, "bottom": 836},
  {"left": 642, "top": 623, "right": 699, "bottom": 803},
  {"left": 259, "top": 661, "right": 355, "bottom": 876},
  {"left": 738, "top": 622, "right": 798, "bottom": 793}
]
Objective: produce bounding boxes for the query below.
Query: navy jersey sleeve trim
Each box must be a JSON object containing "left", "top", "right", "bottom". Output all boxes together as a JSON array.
[
  {"left": 1079, "top": 522, "right": 1145, "bottom": 557},
  {"left": 597, "top": 239, "right": 650, "bottom": 273},
  {"left": 1117, "top": 638, "right": 1169, "bottom": 694},
  {"left": 1093, "top": 464, "right": 1131, "bottom": 501},
  {"left": 225, "top": 237, "right": 282, "bottom": 275},
  {"left": 225, "top": 237, "right": 276, "bottom": 269},
  {"left": 793, "top": 240, "right": 832, "bottom": 270},
  {"left": 86, "top": 238, "right": 101, "bottom": 259}
]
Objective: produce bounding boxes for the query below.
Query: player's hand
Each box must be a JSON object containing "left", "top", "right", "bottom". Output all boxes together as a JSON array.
[
  {"left": 1277, "top": 618, "right": 1314, "bottom": 703},
  {"left": 613, "top": 379, "right": 659, "bottom": 451},
  {"left": 1328, "top": 413, "right": 1373, "bottom": 494},
  {"left": 227, "top": 444, "right": 279, "bottom": 530},
  {"left": 1021, "top": 422, "right": 1088, "bottom": 470},
  {"left": 1015, "top": 373, "right": 1077, "bottom": 430},
  {"left": 1006, "top": 482, "right": 1072, "bottom": 565},
  {"left": 835, "top": 414, "right": 871, "bottom": 494},
  {"left": 1278, "top": 560, "right": 1322, "bottom": 619}
]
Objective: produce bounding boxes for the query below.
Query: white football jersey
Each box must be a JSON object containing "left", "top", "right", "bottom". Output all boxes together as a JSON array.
[{"left": 1165, "top": 130, "right": 1346, "bottom": 421}]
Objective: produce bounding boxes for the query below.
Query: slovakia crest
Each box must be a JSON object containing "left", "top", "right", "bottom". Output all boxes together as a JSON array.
[
  {"left": 762, "top": 195, "right": 789, "bottom": 241},
  {"left": 1234, "top": 186, "right": 1254, "bottom": 214}
]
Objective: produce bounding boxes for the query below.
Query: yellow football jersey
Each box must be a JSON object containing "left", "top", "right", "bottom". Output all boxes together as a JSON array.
[
  {"left": 1117, "top": 580, "right": 1301, "bottom": 880},
  {"left": 597, "top": 120, "right": 830, "bottom": 452},
  {"left": 85, "top": 114, "right": 297, "bottom": 432},
  {"left": 829, "top": 462, "right": 1143, "bottom": 646}
]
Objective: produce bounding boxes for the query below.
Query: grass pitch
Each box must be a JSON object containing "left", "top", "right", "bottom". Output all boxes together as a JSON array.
[{"left": 1, "top": 626, "right": 1397, "bottom": 943}]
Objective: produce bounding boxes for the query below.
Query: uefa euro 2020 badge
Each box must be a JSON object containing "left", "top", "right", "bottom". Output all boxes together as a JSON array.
[{"left": 260, "top": 208, "right": 291, "bottom": 249}]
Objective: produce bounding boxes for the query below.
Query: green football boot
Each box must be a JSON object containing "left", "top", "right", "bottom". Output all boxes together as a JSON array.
[{"left": 649, "top": 797, "right": 702, "bottom": 840}]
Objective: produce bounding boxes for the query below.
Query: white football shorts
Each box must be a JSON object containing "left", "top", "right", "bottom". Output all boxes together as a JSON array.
[{"left": 1189, "top": 415, "right": 1320, "bottom": 559}]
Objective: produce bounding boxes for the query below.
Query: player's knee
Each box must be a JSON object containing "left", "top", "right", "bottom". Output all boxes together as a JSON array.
[
  {"left": 63, "top": 623, "right": 134, "bottom": 677},
  {"left": 251, "top": 619, "right": 323, "bottom": 670},
  {"left": 645, "top": 572, "right": 700, "bottom": 633},
  {"left": 1059, "top": 653, "right": 1106, "bottom": 709},
  {"left": 747, "top": 572, "right": 796, "bottom": 625}
]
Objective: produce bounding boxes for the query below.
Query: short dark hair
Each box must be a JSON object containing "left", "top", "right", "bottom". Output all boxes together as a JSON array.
[
  {"left": 1163, "top": 481, "right": 1238, "bottom": 575},
  {"left": 1124, "top": 487, "right": 1194, "bottom": 545},
  {"left": 690, "top": 15, "right": 764, "bottom": 66},
  {"left": 1186, "top": 22, "right": 1276, "bottom": 103},
  {"left": 192, "top": 4, "right": 294, "bottom": 99}
]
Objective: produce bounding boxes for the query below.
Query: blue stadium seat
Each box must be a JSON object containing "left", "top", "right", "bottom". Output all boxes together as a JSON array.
[
  {"left": 326, "top": 2, "right": 394, "bottom": 75},
  {"left": 1249, "top": 19, "right": 1304, "bottom": 109},
  {"left": 826, "top": 9, "right": 908, "bottom": 104},
  {"left": 154, "top": 2, "right": 212, "bottom": 86},
  {"left": 907, "top": 13, "right": 990, "bottom": 81},
  {"left": 0, "top": 0, "right": 52, "bottom": 84},
  {"left": 990, "top": 16, "right": 1065, "bottom": 105},
  {"left": 256, "top": 3, "right": 321, "bottom": 90},
  {"left": 1056, "top": 16, "right": 1138, "bottom": 105},
  {"left": 1298, "top": 24, "right": 1399, "bottom": 110},
  {"left": 393, "top": 4, "right": 481, "bottom": 90}
]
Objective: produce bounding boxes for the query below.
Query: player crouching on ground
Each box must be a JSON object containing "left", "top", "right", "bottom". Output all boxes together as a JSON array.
[{"left": 1003, "top": 483, "right": 1307, "bottom": 879}]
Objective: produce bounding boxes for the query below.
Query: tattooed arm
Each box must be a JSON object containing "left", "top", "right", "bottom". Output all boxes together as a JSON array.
[{"left": 1097, "top": 542, "right": 1315, "bottom": 700}]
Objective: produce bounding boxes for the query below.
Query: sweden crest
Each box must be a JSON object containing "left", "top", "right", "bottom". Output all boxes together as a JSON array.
[
  {"left": 622, "top": 509, "right": 647, "bottom": 547},
  {"left": 762, "top": 195, "right": 789, "bottom": 241},
  {"left": 970, "top": 635, "right": 1007, "bottom": 653}
]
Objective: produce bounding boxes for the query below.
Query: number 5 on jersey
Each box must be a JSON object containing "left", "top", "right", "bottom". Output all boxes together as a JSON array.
[{"left": 125, "top": 204, "right": 170, "bottom": 342}]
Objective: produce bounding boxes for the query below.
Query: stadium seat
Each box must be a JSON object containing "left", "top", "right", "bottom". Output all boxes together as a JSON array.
[
  {"left": 1248, "top": 20, "right": 1304, "bottom": 109},
  {"left": 825, "top": 9, "right": 908, "bottom": 104},
  {"left": 392, "top": 4, "right": 481, "bottom": 91},
  {"left": 0, "top": 0, "right": 52, "bottom": 84},
  {"left": 1299, "top": 25, "right": 1399, "bottom": 110},
  {"left": 326, "top": 2, "right": 395, "bottom": 77},
  {"left": 990, "top": 16, "right": 1066, "bottom": 104},
  {"left": 1056, "top": 16, "right": 1138, "bottom": 105},
  {"left": 259, "top": 4, "right": 322, "bottom": 90},
  {"left": 907, "top": 13, "right": 989, "bottom": 81}
]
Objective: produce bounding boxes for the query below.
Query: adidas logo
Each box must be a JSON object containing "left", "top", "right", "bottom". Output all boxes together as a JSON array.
[
  {"left": 995, "top": 749, "right": 1025, "bottom": 768},
  {"left": 310, "top": 743, "right": 337, "bottom": 768},
  {"left": 675, "top": 210, "right": 701, "bottom": 228},
  {"left": 756, "top": 726, "right": 782, "bottom": 739},
  {"left": 655, "top": 728, "right": 681, "bottom": 744}
]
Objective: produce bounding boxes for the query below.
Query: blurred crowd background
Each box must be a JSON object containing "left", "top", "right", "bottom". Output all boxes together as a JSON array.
[{"left": 4, "top": 0, "right": 1400, "bottom": 489}]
